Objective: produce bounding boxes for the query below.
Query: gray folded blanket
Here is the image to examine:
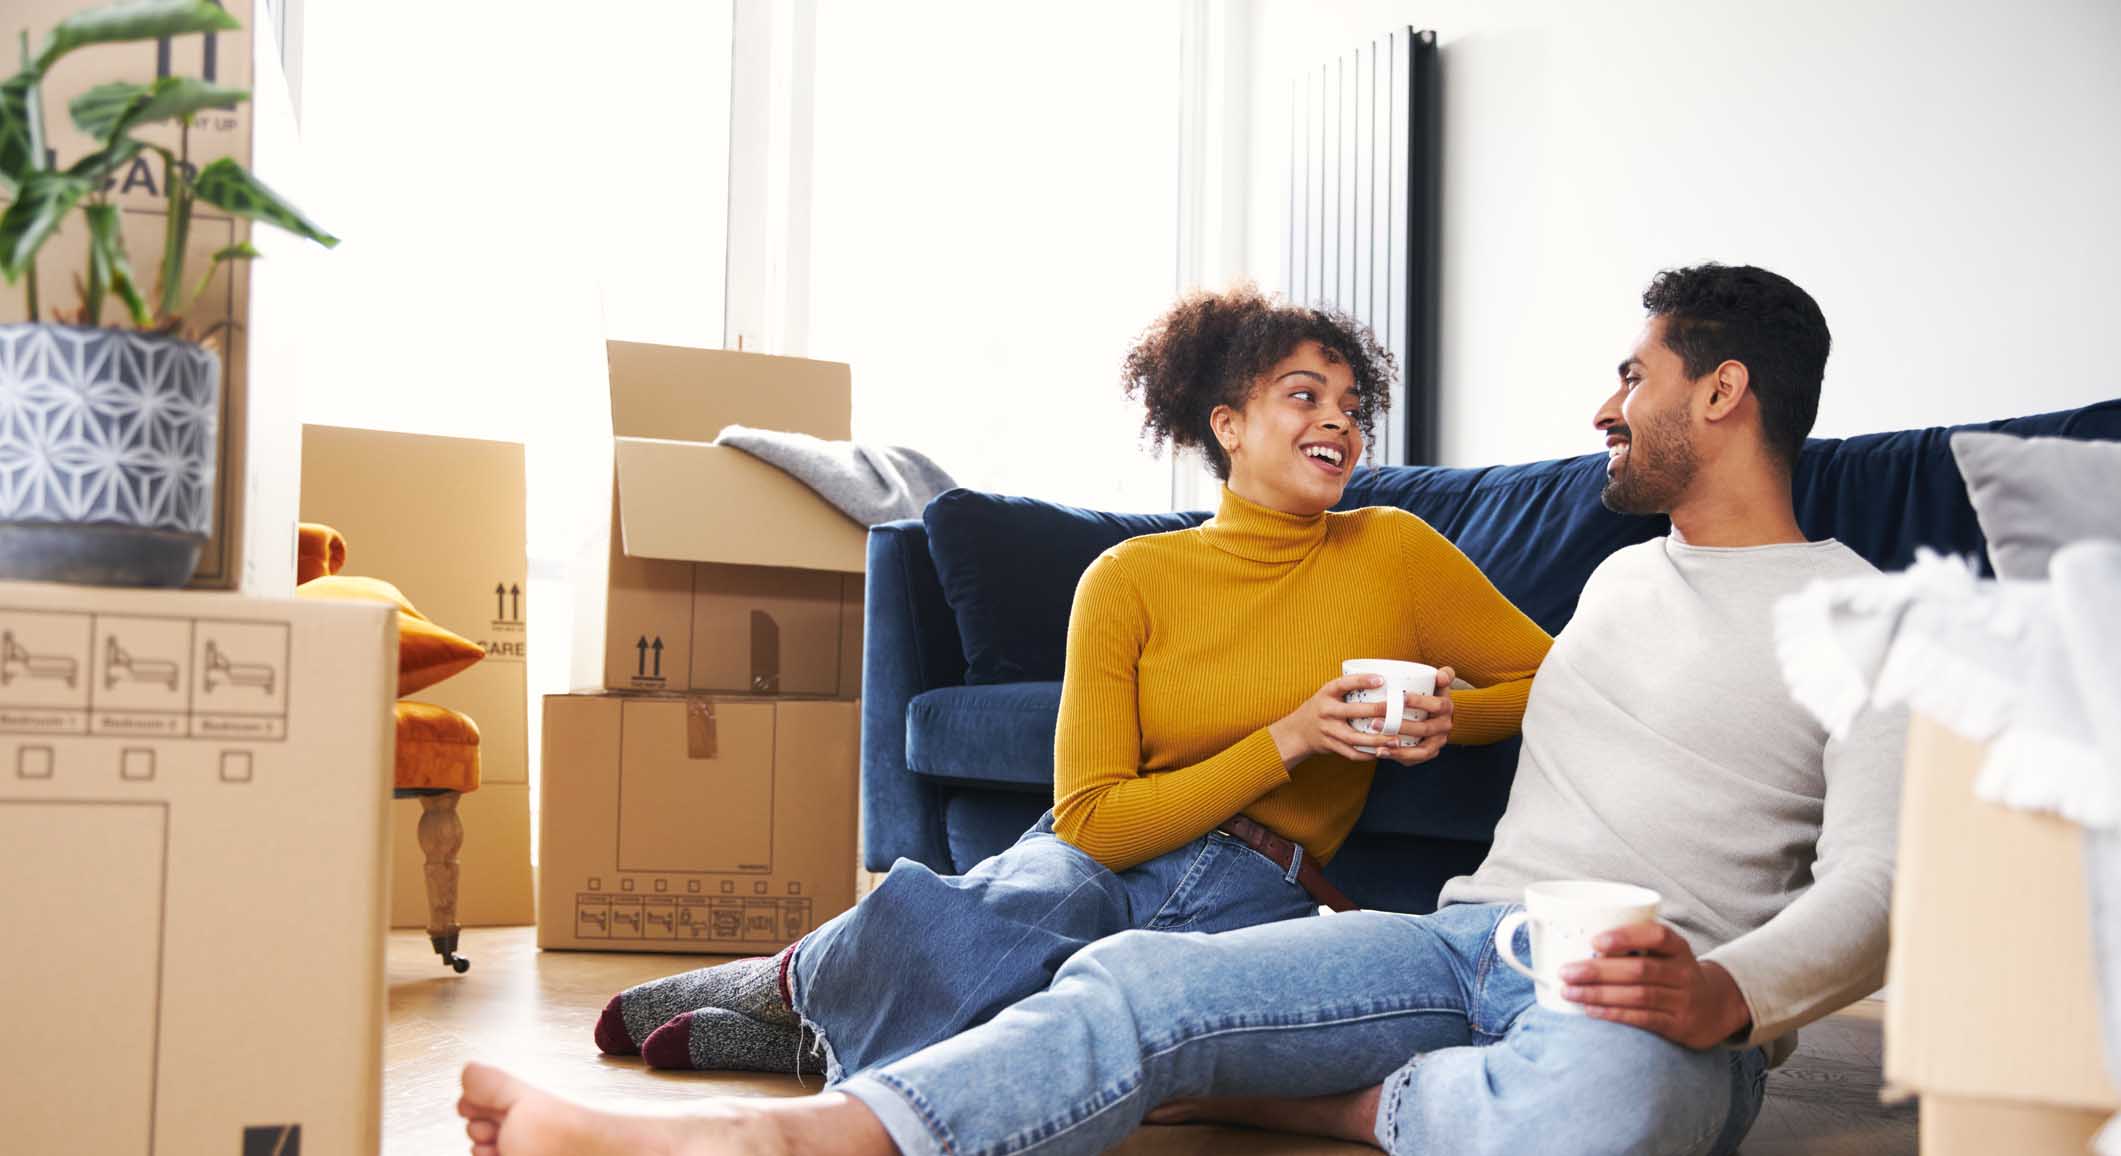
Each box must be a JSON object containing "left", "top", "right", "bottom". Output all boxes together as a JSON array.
[{"left": 714, "top": 425, "right": 957, "bottom": 527}]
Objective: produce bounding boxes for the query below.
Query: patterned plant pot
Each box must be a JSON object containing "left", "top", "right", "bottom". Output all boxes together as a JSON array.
[{"left": 0, "top": 323, "right": 221, "bottom": 587}]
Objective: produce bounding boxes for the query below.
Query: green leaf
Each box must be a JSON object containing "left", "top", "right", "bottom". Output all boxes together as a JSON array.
[
  {"left": 0, "top": 71, "right": 34, "bottom": 195},
  {"left": 37, "top": 1, "right": 240, "bottom": 75},
  {"left": 0, "top": 170, "right": 90, "bottom": 282},
  {"left": 179, "top": 238, "right": 256, "bottom": 318},
  {"left": 190, "top": 157, "right": 337, "bottom": 248},
  {"left": 67, "top": 81, "right": 144, "bottom": 141},
  {"left": 151, "top": 145, "right": 187, "bottom": 316},
  {"left": 70, "top": 76, "right": 247, "bottom": 141},
  {"left": 67, "top": 135, "right": 145, "bottom": 183},
  {"left": 85, "top": 202, "right": 151, "bottom": 327}
]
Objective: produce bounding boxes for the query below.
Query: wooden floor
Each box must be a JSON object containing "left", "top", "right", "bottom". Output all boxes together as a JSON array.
[{"left": 385, "top": 927, "right": 1916, "bottom": 1156}]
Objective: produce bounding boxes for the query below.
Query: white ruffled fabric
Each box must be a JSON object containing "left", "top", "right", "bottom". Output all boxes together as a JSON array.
[
  {"left": 1775, "top": 547, "right": 2120, "bottom": 829},
  {"left": 1774, "top": 543, "right": 2121, "bottom": 1151}
]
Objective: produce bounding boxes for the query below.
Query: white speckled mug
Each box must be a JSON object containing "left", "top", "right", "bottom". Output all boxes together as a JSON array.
[
  {"left": 1341, "top": 659, "right": 1436, "bottom": 757},
  {"left": 1494, "top": 880, "right": 1664, "bottom": 1014}
]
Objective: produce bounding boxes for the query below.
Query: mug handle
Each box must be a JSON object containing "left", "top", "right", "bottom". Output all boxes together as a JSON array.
[
  {"left": 1380, "top": 677, "right": 1406, "bottom": 737},
  {"left": 1493, "top": 910, "right": 1544, "bottom": 986}
]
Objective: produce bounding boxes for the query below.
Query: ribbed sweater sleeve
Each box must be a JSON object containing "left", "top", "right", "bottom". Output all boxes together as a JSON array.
[
  {"left": 1399, "top": 516, "right": 1553, "bottom": 744},
  {"left": 1702, "top": 702, "right": 1905, "bottom": 1046},
  {"left": 1050, "top": 551, "right": 1293, "bottom": 872}
]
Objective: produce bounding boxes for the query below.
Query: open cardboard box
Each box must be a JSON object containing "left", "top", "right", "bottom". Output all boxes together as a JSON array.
[
  {"left": 301, "top": 426, "right": 534, "bottom": 927},
  {"left": 1886, "top": 714, "right": 2119, "bottom": 1152},
  {"left": 2, "top": 0, "right": 308, "bottom": 593},
  {"left": 538, "top": 691, "right": 859, "bottom": 953},
  {"left": 0, "top": 581, "right": 396, "bottom": 1155},
  {"left": 576, "top": 343, "right": 866, "bottom": 699}
]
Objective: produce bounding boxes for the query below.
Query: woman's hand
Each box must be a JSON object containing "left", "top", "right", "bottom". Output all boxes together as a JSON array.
[
  {"left": 1267, "top": 667, "right": 1456, "bottom": 769},
  {"left": 1376, "top": 666, "right": 1454, "bottom": 766}
]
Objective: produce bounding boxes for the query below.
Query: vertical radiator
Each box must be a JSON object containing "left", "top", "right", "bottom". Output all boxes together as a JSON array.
[{"left": 1285, "top": 27, "right": 1439, "bottom": 466}]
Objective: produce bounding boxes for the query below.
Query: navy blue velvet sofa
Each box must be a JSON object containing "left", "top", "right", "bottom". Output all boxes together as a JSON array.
[{"left": 860, "top": 401, "right": 2121, "bottom": 914}]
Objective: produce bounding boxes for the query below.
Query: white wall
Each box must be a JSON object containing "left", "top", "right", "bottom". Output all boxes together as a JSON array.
[{"left": 1244, "top": 0, "right": 2121, "bottom": 467}]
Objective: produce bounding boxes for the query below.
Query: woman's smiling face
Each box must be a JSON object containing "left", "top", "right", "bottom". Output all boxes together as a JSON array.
[{"left": 1212, "top": 340, "right": 1364, "bottom": 515}]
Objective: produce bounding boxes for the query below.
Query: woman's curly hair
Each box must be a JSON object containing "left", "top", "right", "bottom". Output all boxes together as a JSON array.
[{"left": 1121, "top": 284, "right": 1396, "bottom": 480}]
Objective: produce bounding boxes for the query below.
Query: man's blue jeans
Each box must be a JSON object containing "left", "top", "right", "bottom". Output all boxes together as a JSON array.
[
  {"left": 788, "top": 813, "right": 1320, "bottom": 1082},
  {"left": 839, "top": 902, "right": 1771, "bottom": 1156}
]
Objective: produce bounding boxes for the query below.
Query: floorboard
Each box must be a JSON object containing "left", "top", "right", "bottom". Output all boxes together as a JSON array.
[{"left": 385, "top": 927, "right": 1915, "bottom": 1155}]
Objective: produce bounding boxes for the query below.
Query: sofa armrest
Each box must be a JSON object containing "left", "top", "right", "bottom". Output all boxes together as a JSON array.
[{"left": 861, "top": 520, "right": 968, "bottom": 871}]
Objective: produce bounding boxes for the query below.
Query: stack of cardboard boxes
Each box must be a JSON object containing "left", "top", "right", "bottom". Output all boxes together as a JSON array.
[
  {"left": 0, "top": 6, "right": 399, "bottom": 1155},
  {"left": 539, "top": 343, "right": 865, "bottom": 955}
]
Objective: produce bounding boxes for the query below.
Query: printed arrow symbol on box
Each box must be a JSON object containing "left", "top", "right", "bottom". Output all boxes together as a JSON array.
[
  {"left": 496, "top": 583, "right": 507, "bottom": 620},
  {"left": 636, "top": 635, "right": 649, "bottom": 677},
  {"left": 652, "top": 636, "right": 664, "bottom": 678},
  {"left": 510, "top": 583, "right": 521, "bottom": 621}
]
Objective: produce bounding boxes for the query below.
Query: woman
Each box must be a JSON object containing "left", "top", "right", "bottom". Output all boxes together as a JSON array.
[{"left": 587, "top": 285, "right": 1553, "bottom": 1085}]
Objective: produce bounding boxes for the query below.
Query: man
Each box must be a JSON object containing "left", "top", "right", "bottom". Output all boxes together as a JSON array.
[{"left": 455, "top": 263, "right": 1903, "bottom": 1156}]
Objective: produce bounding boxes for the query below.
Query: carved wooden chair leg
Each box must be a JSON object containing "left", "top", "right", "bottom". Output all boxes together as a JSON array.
[{"left": 417, "top": 791, "right": 470, "bottom": 973}]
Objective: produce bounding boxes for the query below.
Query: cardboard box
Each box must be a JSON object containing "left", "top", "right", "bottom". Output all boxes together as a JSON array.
[
  {"left": 2, "top": 0, "right": 306, "bottom": 593},
  {"left": 576, "top": 343, "right": 866, "bottom": 699},
  {"left": 1886, "top": 715, "right": 2119, "bottom": 1149},
  {"left": 1918, "top": 1096, "right": 2108, "bottom": 1156},
  {"left": 0, "top": 581, "right": 395, "bottom": 1156},
  {"left": 538, "top": 691, "right": 858, "bottom": 953},
  {"left": 300, "top": 425, "right": 533, "bottom": 926}
]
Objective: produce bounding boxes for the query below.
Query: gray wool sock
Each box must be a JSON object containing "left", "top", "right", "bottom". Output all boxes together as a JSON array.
[
  {"left": 606, "top": 953, "right": 796, "bottom": 1053},
  {"left": 641, "top": 1007, "right": 825, "bottom": 1075}
]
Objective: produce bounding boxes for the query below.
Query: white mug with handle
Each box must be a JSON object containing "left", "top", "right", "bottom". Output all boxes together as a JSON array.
[
  {"left": 1341, "top": 659, "right": 1438, "bottom": 757},
  {"left": 1493, "top": 880, "right": 1663, "bottom": 1015}
]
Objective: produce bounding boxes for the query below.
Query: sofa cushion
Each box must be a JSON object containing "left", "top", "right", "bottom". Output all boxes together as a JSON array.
[
  {"left": 1351, "top": 739, "right": 1521, "bottom": 842},
  {"left": 1337, "top": 455, "right": 1665, "bottom": 635},
  {"left": 906, "top": 682, "right": 1063, "bottom": 789},
  {"left": 1788, "top": 403, "right": 2120, "bottom": 575},
  {"left": 942, "top": 790, "right": 1053, "bottom": 874},
  {"left": 1951, "top": 430, "right": 2121, "bottom": 579},
  {"left": 926, "top": 490, "right": 1208, "bottom": 685}
]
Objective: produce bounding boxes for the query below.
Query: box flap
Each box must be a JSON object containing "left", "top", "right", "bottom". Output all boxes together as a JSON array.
[
  {"left": 607, "top": 342, "right": 851, "bottom": 443},
  {"left": 614, "top": 437, "right": 867, "bottom": 573}
]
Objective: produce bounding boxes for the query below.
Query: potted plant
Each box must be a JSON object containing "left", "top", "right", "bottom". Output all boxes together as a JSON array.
[{"left": 0, "top": 0, "right": 334, "bottom": 586}]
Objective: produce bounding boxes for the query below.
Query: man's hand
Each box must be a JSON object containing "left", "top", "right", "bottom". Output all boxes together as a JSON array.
[{"left": 1559, "top": 922, "right": 1752, "bottom": 1050}]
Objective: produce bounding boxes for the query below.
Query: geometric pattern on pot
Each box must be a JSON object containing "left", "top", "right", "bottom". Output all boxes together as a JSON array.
[{"left": 0, "top": 323, "right": 221, "bottom": 536}]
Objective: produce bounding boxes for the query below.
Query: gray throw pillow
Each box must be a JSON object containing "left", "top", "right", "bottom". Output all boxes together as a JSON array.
[{"left": 1951, "top": 430, "right": 2121, "bottom": 578}]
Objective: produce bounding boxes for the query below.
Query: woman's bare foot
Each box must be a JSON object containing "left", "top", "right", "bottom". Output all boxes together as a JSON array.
[
  {"left": 456, "top": 1062, "right": 895, "bottom": 1156},
  {"left": 1145, "top": 1085, "right": 1384, "bottom": 1148}
]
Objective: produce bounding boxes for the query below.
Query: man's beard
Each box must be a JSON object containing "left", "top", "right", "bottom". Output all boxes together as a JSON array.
[{"left": 1600, "top": 407, "right": 1698, "bottom": 515}]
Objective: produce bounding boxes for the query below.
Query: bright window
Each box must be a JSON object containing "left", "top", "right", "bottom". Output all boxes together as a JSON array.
[{"left": 809, "top": 1, "right": 1184, "bottom": 511}]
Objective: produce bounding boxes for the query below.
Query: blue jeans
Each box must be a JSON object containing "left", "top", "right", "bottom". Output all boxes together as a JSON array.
[
  {"left": 839, "top": 902, "right": 1770, "bottom": 1156},
  {"left": 789, "top": 813, "right": 1320, "bottom": 1082}
]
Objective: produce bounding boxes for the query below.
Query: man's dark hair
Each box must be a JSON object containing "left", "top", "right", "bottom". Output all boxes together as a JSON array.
[{"left": 1642, "top": 263, "right": 1830, "bottom": 472}]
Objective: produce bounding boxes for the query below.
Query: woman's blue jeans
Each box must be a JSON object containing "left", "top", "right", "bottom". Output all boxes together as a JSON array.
[
  {"left": 838, "top": 902, "right": 1771, "bottom": 1156},
  {"left": 788, "top": 812, "right": 1320, "bottom": 1082}
]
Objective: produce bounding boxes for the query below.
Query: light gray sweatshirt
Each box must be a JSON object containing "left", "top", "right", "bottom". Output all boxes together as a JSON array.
[{"left": 1440, "top": 535, "right": 1905, "bottom": 1063}]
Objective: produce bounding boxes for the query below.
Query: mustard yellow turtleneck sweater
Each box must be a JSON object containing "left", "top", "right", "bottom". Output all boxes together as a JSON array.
[{"left": 1052, "top": 486, "right": 1554, "bottom": 872}]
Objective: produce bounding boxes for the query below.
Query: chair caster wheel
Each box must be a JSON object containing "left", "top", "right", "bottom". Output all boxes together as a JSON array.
[{"left": 430, "top": 929, "right": 468, "bottom": 974}]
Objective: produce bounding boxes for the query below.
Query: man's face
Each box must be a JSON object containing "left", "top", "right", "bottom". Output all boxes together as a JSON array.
[{"left": 1595, "top": 317, "right": 1701, "bottom": 516}]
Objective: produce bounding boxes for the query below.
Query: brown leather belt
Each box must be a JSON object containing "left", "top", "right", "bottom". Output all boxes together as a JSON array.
[{"left": 1219, "top": 815, "right": 1358, "bottom": 913}]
